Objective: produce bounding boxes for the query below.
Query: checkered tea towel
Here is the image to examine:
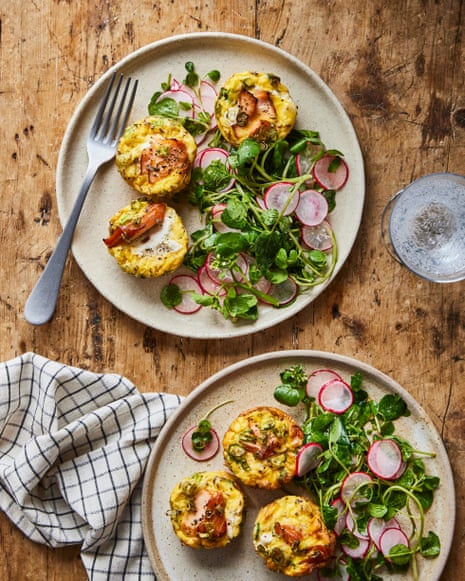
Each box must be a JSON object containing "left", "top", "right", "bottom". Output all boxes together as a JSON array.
[{"left": 0, "top": 352, "right": 183, "bottom": 579}]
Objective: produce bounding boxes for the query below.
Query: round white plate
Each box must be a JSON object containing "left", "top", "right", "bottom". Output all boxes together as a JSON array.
[
  {"left": 56, "top": 33, "right": 365, "bottom": 338},
  {"left": 142, "top": 350, "right": 454, "bottom": 581}
]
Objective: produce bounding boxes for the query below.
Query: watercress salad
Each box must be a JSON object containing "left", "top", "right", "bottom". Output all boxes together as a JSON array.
[
  {"left": 150, "top": 62, "right": 350, "bottom": 322},
  {"left": 274, "top": 365, "right": 441, "bottom": 581}
]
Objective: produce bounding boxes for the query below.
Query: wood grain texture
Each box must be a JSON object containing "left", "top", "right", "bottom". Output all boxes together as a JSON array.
[{"left": 1, "top": 0, "right": 464, "bottom": 579}]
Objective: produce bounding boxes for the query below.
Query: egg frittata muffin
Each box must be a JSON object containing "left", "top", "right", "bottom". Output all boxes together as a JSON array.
[
  {"left": 215, "top": 72, "right": 297, "bottom": 147},
  {"left": 103, "top": 198, "right": 188, "bottom": 277},
  {"left": 116, "top": 115, "right": 197, "bottom": 199},
  {"left": 253, "top": 495, "right": 336, "bottom": 577},
  {"left": 223, "top": 406, "right": 304, "bottom": 490},
  {"left": 168, "top": 470, "right": 245, "bottom": 549}
]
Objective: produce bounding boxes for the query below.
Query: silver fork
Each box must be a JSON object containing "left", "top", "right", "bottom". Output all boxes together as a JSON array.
[{"left": 24, "top": 72, "right": 138, "bottom": 326}]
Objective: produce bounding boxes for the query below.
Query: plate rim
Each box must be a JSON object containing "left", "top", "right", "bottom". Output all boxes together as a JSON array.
[
  {"left": 142, "top": 349, "right": 455, "bottom": 580},
  {"left": 56, "top": 32, "right": 366, "bottom": 339}
]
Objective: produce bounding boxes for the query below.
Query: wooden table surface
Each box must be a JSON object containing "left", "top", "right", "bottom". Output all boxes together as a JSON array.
[{"left": 1, "top": 0, "right": 464, "bottom": 579}]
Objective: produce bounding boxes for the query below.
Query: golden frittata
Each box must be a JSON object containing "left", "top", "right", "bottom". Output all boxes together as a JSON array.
[
  {"left": 104, "top": 198, "right": 188, "bottom": 277},
  {"left": 215, "top": 72, "right": 297, "bottom": 147},
  {"left": 168, "top": 470, "right": 245, "bottom": 549},
  {"left": 223, "top": 406, "right": 304, "bottom": 489},
  {"left": 116, "top": 115, "right": 197, "bottom": 199},
  {"left": 253, "top": 495, "right": 336, "bottom": 577}
]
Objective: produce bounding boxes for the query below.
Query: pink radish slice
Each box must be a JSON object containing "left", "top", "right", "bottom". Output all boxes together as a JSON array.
[
  {"left": 295, "top": 189, "right": 329, "bottom": 226},
  {"left": 367, "top": 439, "right": 405, "bottom": 480},
  {"left": 340, "top": 472, "right": 374, "bottom": 505},
  {"left": 169, "top": 274, "right": 203, "bottom": 314},
  {"left": 368, "top": 517, "right": 401, "bottom": 550},
  {"left": 197, "top": 265, "right": 227, "bottom": 296},
  {"left": 301, "top": 220, "right": 333, "bottom": 251},
  {"left": 199, "top": 80, "right": 218, "bottom": 116},
  {"left": 379, "top": 527, "right": 409, "bottom": 560},
  {"left": 264, "top": 182, "right": 300, "bottom": 215},
  {"left": 181, "top": 425, "right": 220, "bottom": 461},
  {"left": 313, "top": 154, "right": 349, "bottom": 191},
  {"left": 341, "top": 537, "right": 370, "bottom": 560},
  {"left": 306, "top": 368, "right": 343, "bottom": 399},
  {"left": 295, "top": 442, "right": 323, "bottom": 476},
  {"left": 156, "top": 89, "right": 196, "bottom": 118},
  {"left": 331, "top": 497, "right": 346, "bottom": 536},
  {"left": 255, "top": 196, "right": 267, "bottom": 210},
  {"left": 265, "top": 277, "right": 298, "bottom": 306},
  {"left": 318, "top": 378, "right": 354, "bottom": 414},
  {"left": 346, "top": 512, "right": 369, "bottom": 540},
  {"left": 205, "top": 252, "right": 249, "bottom": 285},
  {"left": 195, "top": 147, "right": 230, "bottom": 169}
]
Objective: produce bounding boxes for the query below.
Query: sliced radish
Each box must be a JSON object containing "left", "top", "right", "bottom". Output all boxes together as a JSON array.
[
  {"left": 313, "top": 154, "right": 349, "bottom": 191},
  {"left": 318, "top": 378, "right": 354, "bottom": 414},
  {"left": 195, "top": 147, "right": 230, "bottom": 169},
  {"left": 367, "top": 439, "right": 406, "bottom": 481},
  {"left": 341, "top": 536, "right": 370, "bottom": 560},
  {"left": 379, "top": 527, "right": 409, "bottom": 560},
  {"left": 368, "top": 517, "right": 401, "bottom": 551},
  {"left": 266, "top": 277, "right": 298, "bottom": 306},
  {"left": 306, "top": 368, "right": 343, "bottom": 399},
  {"left": 331, "top": 497, "right": 346, "bottom": 536},
  {"left": 295, "top": 442, "right": 323, "bottom": 477},
  {"left": 205, "top": 252, "right": 249, "bottom": 285},
  {"left": 301, "top": 220, "right": 334, "bottom": 251},
  {"left": 168, "top": 274, "right": 203, "bottom": 314},
  {"left": 346, "top": 512, "right": 369, "bottom": 540},
  {"left": 181, "top": 425, "right": 220, "bottom": 461},
  {"left": 340, "top": 472, "right": 374, "bottom": 505},
  {"left": 199, "top": 79, "right": 218, "bottom": 117},
  {"left": 295, "top": 189, "right": 329, "bottom": 226},
  {"left": 197, "top": 264, "right": 226, "bottom": 297},
  {"left": 264, "top": 182, "right": 300, "bottom": 215}
]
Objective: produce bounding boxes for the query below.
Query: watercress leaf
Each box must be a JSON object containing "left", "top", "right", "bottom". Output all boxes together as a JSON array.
[
  {"left": 208, "top": 69, "right": 221, "bottom": 82},
  {"left": 389, "top": 544, "right": 412, "bottom": 567},
  {"left": 321, "top": 504, "right": 338, "bottom": 530},
  {"left": 237, "top": 138, "right": 261, "bottom": 166},
  {"left": 261, "top": 208, "right": 279, "bottom": 226},
  {"left": 350, "top": 371, "right": 363, "bottom": 390},
  {"left": 275, "top": 248, "right": 288, "bottom": 269},
  {"left": 224, "top": 293, "right": 258, "bottom": 319},
  {"left": 254, "top": 231, "right": 283, "bottom": 268},
  {"left": 215, "top": 232, "right": 248, "bottom": 256},
  {"left": 149, "top": 96, "right": 179, "bottom": 118},
  {"left": 203, "top": 160, "right": 233, "bottom": 190},
  {"left": 274, "top": 384, "right": 304, "bottom": 406},
  {"left": 160, "top": 284, "right": 182, "bottom": 308},
  {"left": 222, "top": 200, "right": 248, "bottom": 229},
  {"left": 280, "top": 365, "right": 308, "bottom": 387},
  {"left": 423, "top": 475, "right": 440, "bottom": 491},
  {"left": 378, "top": 393, "right": 410, "bottom": 421},
  {"left": 416, "top": 489, "right": 435, "bottom": 511},
  {"left": 420, "top": 531, "right": 441, "bottom": 558},
  {"left": 369, "top": 503, "right": 388, "bottom": 518},
  {"left": 265, "top": 269, "right": 289, "bottom": 285},
  {"left": 197, "top": 419, "right": 211, "bottom": 433}
]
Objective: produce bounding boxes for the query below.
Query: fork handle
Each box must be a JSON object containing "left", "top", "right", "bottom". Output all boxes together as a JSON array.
[{"left": 24, "top": 160, "right": 100, "bottom": 325}]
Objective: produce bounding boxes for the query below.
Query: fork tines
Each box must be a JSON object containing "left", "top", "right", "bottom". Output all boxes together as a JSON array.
[{"left": 91, "top": 72, "right": 138, "bottom": 146}]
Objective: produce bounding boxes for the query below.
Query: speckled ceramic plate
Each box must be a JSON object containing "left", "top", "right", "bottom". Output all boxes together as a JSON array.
[
  {"left": 56, "top": 32, "right": 365, "bottom": 338},
  {"left": 142, "top": 350, "right": 454, "bottom": 580}
]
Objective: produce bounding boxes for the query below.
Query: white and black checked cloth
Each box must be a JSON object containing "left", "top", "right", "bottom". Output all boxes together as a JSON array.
[{"left": 0, "top": 352, "right": 183, "bottom": 579}]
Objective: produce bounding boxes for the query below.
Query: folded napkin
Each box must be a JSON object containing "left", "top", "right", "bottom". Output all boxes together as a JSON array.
[{"left": 0, "top": 352, "right": 183, "bottom": 579}]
